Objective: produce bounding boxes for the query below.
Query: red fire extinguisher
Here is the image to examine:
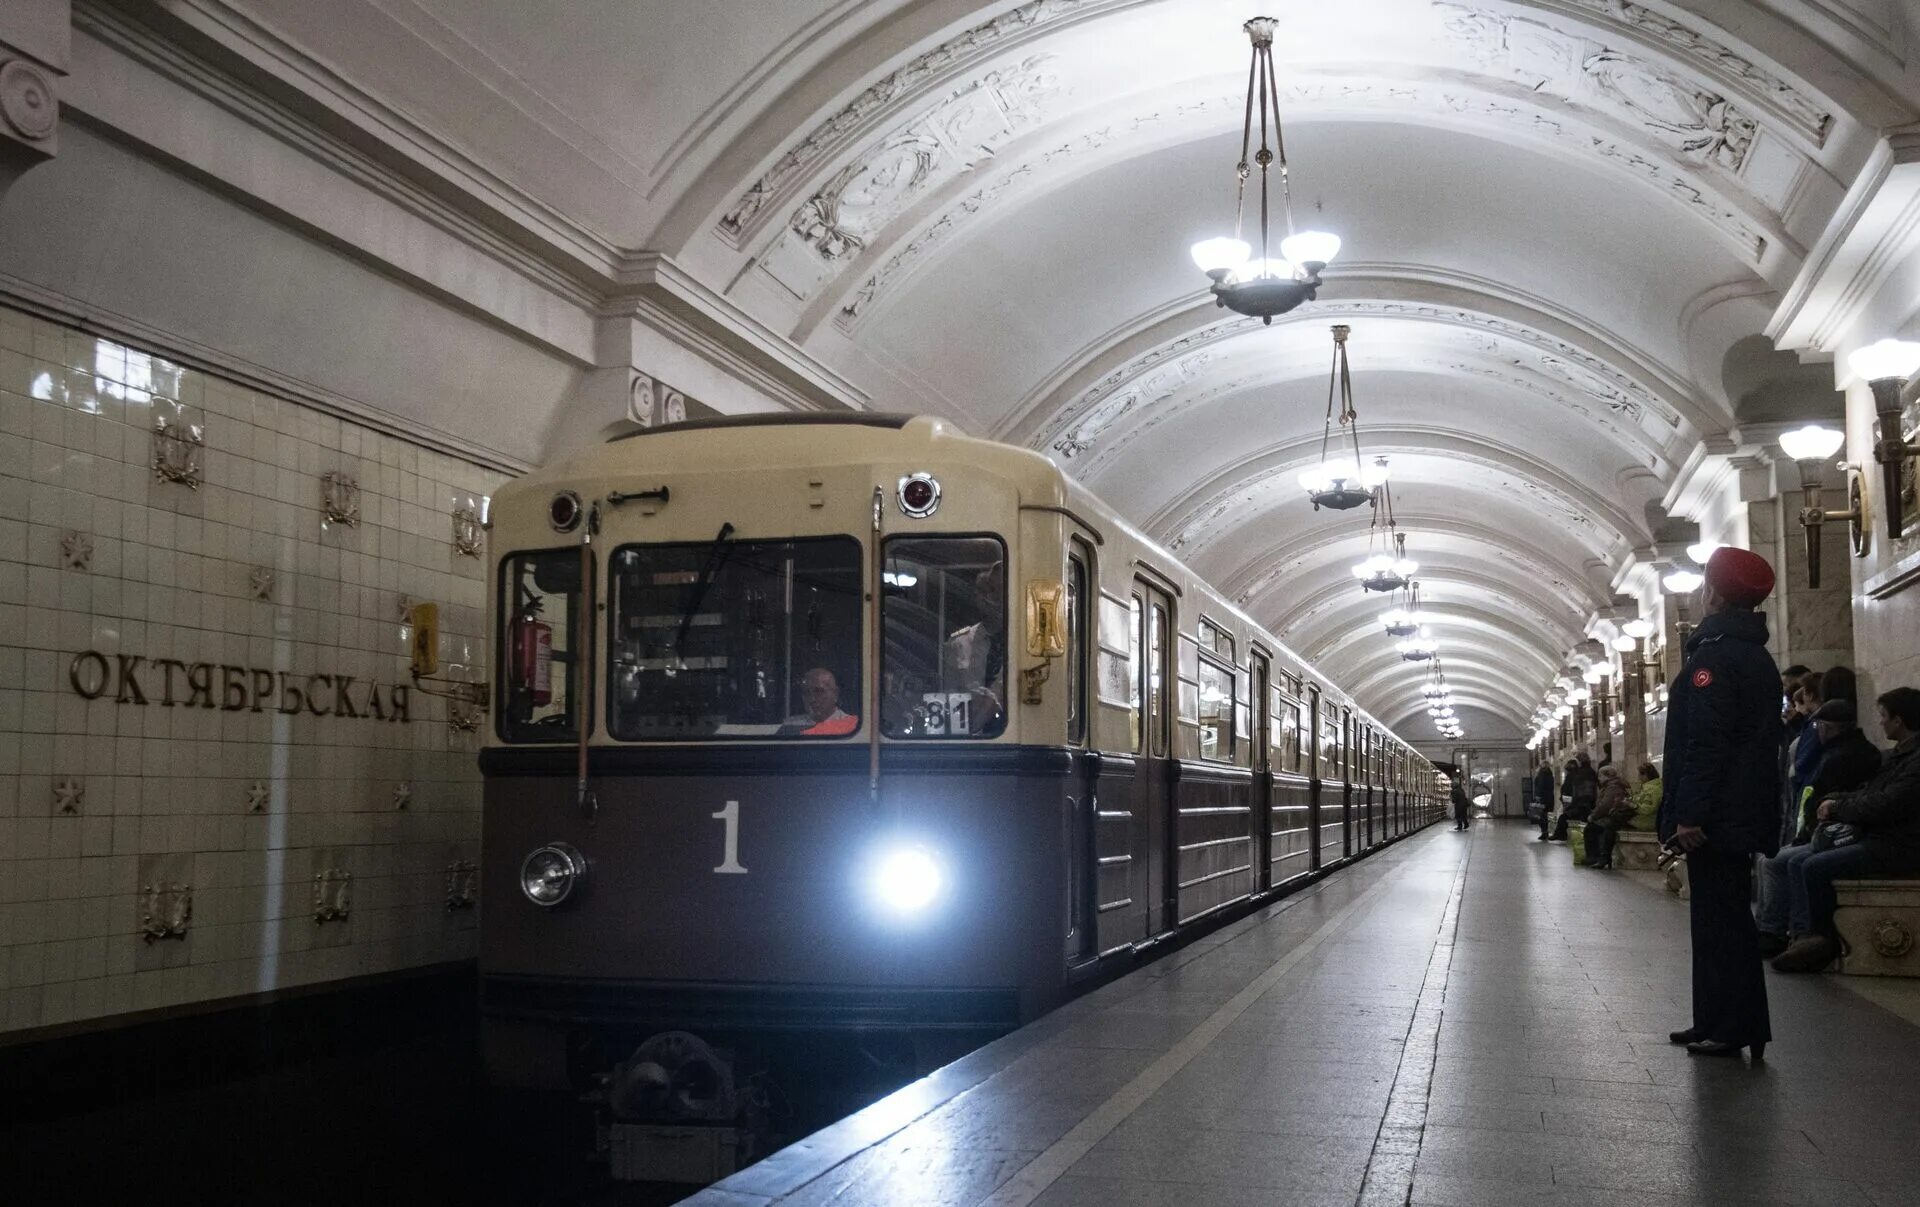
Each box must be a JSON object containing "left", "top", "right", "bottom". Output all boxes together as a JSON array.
[{"left": 510, "top": 611, "right": 553, "bottom": 707}]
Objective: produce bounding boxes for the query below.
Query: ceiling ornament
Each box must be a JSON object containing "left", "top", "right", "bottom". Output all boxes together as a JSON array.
[
  {"left": 1550, "top": 0, "right": 1831, "bottom": 143},
  {"left": 1186, "top": 17, "right": 1340, "bottom": 323},
  {"left": 756, "top": 55, "right": 1062, "bottom": 299},
  {"left": 1049, "top": 345, "right": 1225, "bottom": 461},
  {"left": 718, "top": 0, "right": 1125, "bottom": 242},
  {"left": 1035, "top": 314, "right": 1253, "bottom": 457}
]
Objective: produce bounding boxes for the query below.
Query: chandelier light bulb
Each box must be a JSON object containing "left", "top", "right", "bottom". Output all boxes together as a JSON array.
[
  {"left": 1229, "top": 257, "right": 1296, "bottom": 284},
  {"left": 1847, "top": 338, "right": 1920, "bottom": 384},
  {"left": 1664, "top": 568, "right": 1704, "bottom": 593},
  {"left": 1555, "top": 704, "right": 1572, "bottom": 718},
  {"left": 1569, "top": 687, "right": 1591, "bottom": 703},
  {"left": 1777, "top": 424, "right": 1846, "bottom": 463},
  {"left": 1582, "top": 666, "right": 1605, "bottom": 684},
  {"left": 1300, "top": 457, "right": 1360, "bottom": 492},
  {"left": 1686, "top": 540, "right": 1722, "bottom": 566},
  {"left": 1612, "top": 635, "right": 1638, "bottom": 652},
  {"left": 1190, "top": 236, "right": 1252, "bottom": 278},
  {"left": 1280, "top": 229, "right": 1341, "bottom": 269},
  {"left": 1622, "top": 618, "right": 1654, "bottom": 640}
]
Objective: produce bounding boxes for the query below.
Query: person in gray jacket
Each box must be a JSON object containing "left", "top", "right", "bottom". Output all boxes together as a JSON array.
[{"left": 1772, "top": 688, "right": 1920, "bottom": 973}]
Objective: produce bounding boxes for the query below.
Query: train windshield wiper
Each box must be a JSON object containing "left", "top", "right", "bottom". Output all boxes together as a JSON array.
[{"left": 672, "top": 523, "right": 735, "bottom": 665}]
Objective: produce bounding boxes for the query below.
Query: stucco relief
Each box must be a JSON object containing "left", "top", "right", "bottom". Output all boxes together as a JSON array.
[
  {"left": 1051, "top": 349, "right": 1221, "bottom": 460},
  {"left": 758, "top": 56, "right": 1061, "bottom": 299},
  {"left": 718, "top": 0, "right": 1110, "bottom": 240}
]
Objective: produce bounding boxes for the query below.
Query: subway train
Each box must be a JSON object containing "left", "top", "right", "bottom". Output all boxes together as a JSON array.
[{"left": 471, "top": 413, "right": 1445, "bottom": 1175}]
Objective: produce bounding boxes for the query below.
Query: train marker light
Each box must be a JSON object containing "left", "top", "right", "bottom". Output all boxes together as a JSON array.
[
  {"left": 897, "top": 472, "right": 941, "bottom": 518},
  {"left": 867, "top": 843, "right": 944, "bottom": 916},
  {"left": 548, "top": 491, "right": 583, "bottom": 533},
  {"left": 521, "top": 842, "right": 585, "bottom": 906}
]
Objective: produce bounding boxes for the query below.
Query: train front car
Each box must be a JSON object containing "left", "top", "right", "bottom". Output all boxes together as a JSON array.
[{"left": 478, "top": 415, "right": 1080, "bottom": 1174}]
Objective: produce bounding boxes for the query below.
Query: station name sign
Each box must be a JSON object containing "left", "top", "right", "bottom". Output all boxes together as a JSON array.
[{"left": 69, "top": 651, "right": 412, "bottom": 721}]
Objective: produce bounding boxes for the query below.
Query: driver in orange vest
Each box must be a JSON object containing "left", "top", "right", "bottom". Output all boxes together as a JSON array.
[{"left": 786, "top": 667, "right": 858, "bottom": 736}]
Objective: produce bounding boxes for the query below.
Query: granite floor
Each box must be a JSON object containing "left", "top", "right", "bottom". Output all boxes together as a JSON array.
[{"left": 689, "top": 820, "right": 1920, "bottom": 1207}]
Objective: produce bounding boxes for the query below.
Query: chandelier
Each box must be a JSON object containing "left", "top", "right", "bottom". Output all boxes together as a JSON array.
[
  {"left": 1188, "top": 16, "right": 1341, "bottom": 324},
  {"left": 1298, "top": 326, "right": 1386, "bottom": 510},
  {"left": 1381, "top": 580, "right": 1424, "bottom": 636},
  {"left": 1351, "top": 480, "right": 1415, "bottom": 592},
  {"left": 1398, "top": 632, "right": 1438, "bottom": 662},
  {"left": 1423, "top": 659, "right": 1462, "bottom": 737}
]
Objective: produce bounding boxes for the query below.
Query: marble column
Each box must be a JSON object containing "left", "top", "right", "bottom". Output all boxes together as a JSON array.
[{"left": 1766, "top": 485, "right": 1857, "bottom": 675}]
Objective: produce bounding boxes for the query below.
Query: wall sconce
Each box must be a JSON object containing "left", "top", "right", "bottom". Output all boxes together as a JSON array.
[
  {"left": 1662, "top": 573, "right": 1699, "bottom": 645},
  {"left": 1615, "top": 619, "right": 1662, "bottom": 694},
  {"left": 1849, "top": 339, "right": 1920, "bottom": 541},
  {"left": 1778, "top": 424, "right": 1867, "bottom": 588}
]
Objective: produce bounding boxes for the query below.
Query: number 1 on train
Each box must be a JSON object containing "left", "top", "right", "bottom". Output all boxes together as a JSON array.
[{"left": 712, "top": 800, "right": 747, "bottom": 874}]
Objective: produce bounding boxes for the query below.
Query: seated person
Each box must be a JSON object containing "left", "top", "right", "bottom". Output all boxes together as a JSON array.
[
  {"left": 1630, "top": 762, "right": 1662, "bottom": 831},
  {"left": 1583, "top": 765, "right": 1635, "bottom": 868},
  {"left": 1755, "top": 698, "right": 1883, "bottom": 956},
  {"left": 1770, "top": 688, "right": 1920, "bottom": 972},
  {"left": 780, "top": 667, "right": 858, "bottom": 736}
]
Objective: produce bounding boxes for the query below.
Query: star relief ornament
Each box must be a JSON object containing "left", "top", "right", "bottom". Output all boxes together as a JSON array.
[
  {"left": 53, "top": 776, "right": 83, "bottom": 814},
  {"left": 246, "top": 780, "right": 270, "bottom": 813}
]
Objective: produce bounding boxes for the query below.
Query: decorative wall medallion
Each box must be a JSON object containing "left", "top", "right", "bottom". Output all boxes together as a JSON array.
[
  {"left": 245, "top": 780, "right": 269, "bottom": 813},
  {"left": 248, "top": 566, "right": 275, "bottom": 601},
  {"left": 451, "top": 506, "right": 483, "bottom": 558},
  {"left": 313, "top": 868, "right": 353, "bottom": 923},
  {"left": 140, "top": 881, "right": 193, "bottom": 944},
  {"left": 662, "top": 387, "right": 687, "bottom": 426},
  {"left": 628, "top": 371, "right": 657, "bottom": 427},
  {"left": 151, "top": 414, "right": 205, "bottom": 488},
  {"left": 0, "top": 58, "right": 58, "bottom": 142},
  {"left": 53, "top": 776, "right": 83, "bottom": 815},
  {"left": 393, "top": 781, "right": 412, "bottom": 811},
  {"left": 447, "top": 701, "right": 482, "bottom": 734},
  {"left": 445, "top": 860, "right": 479, "bottom": 911},
  {"left": 60, "top": 531, "right": 93, "bottom": 571},
  {"left": 1873, "top": 917, "right": 1915, "bottom": 959},
  {"left": 321, "top": 472, "right": 361, "bottom": 527}
]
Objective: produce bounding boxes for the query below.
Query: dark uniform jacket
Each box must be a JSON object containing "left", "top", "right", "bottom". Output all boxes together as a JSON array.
[
  {"left": 1828, "top": 736, "right": 1920, "bottom": 856},
  {"left": 1792, "top": 728, "right": 1883, "bottom": 844},
  {"left": 1657, "top": 608, "right": 1783, "bottom": 855},
  {"left": 1532, "top": 765, "right": 1554, "bottom": 810}
]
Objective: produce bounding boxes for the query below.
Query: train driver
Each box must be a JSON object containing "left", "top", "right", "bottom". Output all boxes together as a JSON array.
[{"left": 782, "top": 667, "right": 859, "bottom": 736}]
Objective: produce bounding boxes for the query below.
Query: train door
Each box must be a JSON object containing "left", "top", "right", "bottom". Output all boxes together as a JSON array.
[
  {"left": 1306, "top": 684, "right": 1324, "bottom": 872},
  {"left": 1135, "top": 580, "right": 1176, "bottom": 936},
  {"left": 1250, "top": 650, "right": 1272, "bottom": 892}
]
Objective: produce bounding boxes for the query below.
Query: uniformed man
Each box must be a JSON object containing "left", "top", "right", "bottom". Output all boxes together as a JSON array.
[{"left": 1658, "top": 546, "right": 1782, "bottom": 1060}]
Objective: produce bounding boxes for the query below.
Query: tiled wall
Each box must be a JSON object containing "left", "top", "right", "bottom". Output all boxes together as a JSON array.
[{"left": 0, "top": 303, "right": 502, "bottom": 1034}]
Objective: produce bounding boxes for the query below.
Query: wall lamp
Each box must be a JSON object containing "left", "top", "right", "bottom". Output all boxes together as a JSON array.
[
  {"left": 1849, "top": 339, "right": 1920, "bottom": 541},
  {"left": 1777, "top": 424, "right": 1867, "bottom": 588}
]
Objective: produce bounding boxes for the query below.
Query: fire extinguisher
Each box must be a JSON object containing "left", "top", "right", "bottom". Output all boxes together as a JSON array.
[{"left": 510, "top": 609, "right": 553, "bottom": 707}]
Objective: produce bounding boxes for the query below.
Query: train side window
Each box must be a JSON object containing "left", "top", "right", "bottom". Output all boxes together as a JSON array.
[
  {"left": 881, "top": 535, "right": 1008, "bottom": 738},
  {"left": 1149, "top": 601, "right": 1170, "bottom": 758},
  {"left": 605, "top": 536, "right": 864, "bottom": 740},
  {"left": 499, "top": 549, "right": 583, "bottom": 743},
  {"left": 1127, "top": 593, "right": 1144, "bottom": 752},
  {"left": 1066, "top": 545, "right": 1090, "bottom": 745},
  {"left": 1196, "top": 618, "right": 1234, "bottom": 762}
]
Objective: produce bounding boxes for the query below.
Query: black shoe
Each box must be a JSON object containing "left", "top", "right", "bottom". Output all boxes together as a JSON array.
[
  {"left": 1687, "top": 1039, "right": 1765, "bottom": 1059},
  {"left": 1756, "top": 932, "right": 1789, "bottom": 959},
  {"left": 1669, "top": 1028, "right": 1703, "bottom": 1045}
]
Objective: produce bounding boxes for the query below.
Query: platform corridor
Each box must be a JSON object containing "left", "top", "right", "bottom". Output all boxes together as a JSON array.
[{"left": 695, "top": 821, "right": 1920, "bottom": 1207}]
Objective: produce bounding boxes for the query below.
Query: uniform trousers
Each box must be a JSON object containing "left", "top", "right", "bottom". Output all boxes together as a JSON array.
[{"left": 1687, "top": 850, "right": 1771, "bottom": 1046}]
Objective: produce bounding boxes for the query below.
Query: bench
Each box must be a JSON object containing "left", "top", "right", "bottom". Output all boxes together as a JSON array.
[
  {"left": 1613, "top": 830, "right": 1661, "bottom": 872},
  {"left": 1834, "top": 880, "right": 1920, "bottom": 977}
]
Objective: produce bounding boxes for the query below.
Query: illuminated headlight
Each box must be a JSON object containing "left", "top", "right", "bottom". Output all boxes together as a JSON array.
[
  {"left": 520, "top": 842, "right": 585, "bottom": 907},
  {"left": 867, "top": 843, "right": 944, "bottom": 915}
]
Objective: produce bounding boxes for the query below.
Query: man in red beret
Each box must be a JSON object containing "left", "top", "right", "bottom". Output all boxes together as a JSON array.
[{"left": 1658, "top": 545, "right": 1783, "bottom": 1059}]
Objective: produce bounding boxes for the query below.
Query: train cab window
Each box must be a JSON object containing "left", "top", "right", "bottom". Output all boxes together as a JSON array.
[
  {"left": 605, "top": 536, "right": 863, "bottom": 739},
  {"left": 1127, "top": 594, "right": 1144, "bottom": 752},
  {"left": 1278, "top": 693, "right": 1305, "bottom": 773},
  {"left": 1196, "top": 618, "right": 1234, "bottom": 762},
  {"left": 881, "top": 536, "right": 1008, "bottom": 738},
  {"left": 1066, "top": 547, "right": 1089, "bottom": 745},
  {"left": 499, "top": 549, "right": 582, "bottom": 742}
]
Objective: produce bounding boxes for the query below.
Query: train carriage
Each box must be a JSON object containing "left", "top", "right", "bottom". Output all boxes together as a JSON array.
[{"left": 475, "top": 413, "right": 1444, "bottom": 1141}]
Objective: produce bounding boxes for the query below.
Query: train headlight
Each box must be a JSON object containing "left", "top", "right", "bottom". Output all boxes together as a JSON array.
[
  {"left": 520, "top": 842, "right": 585, "bottom": 907},
  {"left": 867, "top": 843, "right": 944, "bottom": 916}
]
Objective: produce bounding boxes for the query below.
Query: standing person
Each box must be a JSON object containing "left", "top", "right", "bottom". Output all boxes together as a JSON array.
[
  {"left": 1533, "top": 761, "right": 1556, "bottom": 840},
  {"left": 1659, "top": 546, "right": 1782, "bottom": 1060},
  {"left": 1451, "top": 772, "right": 1471, "bottom": 830}
]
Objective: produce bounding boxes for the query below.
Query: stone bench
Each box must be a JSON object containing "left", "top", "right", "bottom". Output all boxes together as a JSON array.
[
  {"left": 1613, "top": 830, "right": 1661, "bottom": 872},
  {"left": 1834, "top": 880, "right": 1920, "bottom": 977}
]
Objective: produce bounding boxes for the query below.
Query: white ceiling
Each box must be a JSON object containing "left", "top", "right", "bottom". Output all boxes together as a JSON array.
[{"left": 192, "top": 0, "right": 1920, "bottom": 739}]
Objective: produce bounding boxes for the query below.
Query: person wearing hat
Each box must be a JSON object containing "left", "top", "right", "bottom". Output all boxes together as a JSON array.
[
  {"left": 1753, "top": 697, "right": 1883, "bottom": 957},
  {"left": 1658, "top": 545, "right": 1782, "bottom": 1059}
]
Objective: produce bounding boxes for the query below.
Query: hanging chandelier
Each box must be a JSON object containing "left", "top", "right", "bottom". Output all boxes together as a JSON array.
[
  {"left": 1188, "top": 16, "right": 1341, "bottom": 324},
  {"left": 1352, "top": 480, "right": 1416, "bottom": 592},
  {"left": 1398, "top": 632, "right": 1438, "bottom": 662},
  {"left": 1381, "top": 580, "right": 1424, "bottom": 637},
  {"left": 1298, "top": 325, "right": 1385, "bottom": 510}
]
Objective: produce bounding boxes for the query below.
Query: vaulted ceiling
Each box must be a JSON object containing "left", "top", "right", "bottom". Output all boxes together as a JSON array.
[{"left": 176, "top": 0, "right": 1920, "bottom": 739}]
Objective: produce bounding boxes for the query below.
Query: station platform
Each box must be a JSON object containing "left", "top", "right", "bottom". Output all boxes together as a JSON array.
[{"left": 689, "top": 821, "right": 1920, "bottom": 1207}]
